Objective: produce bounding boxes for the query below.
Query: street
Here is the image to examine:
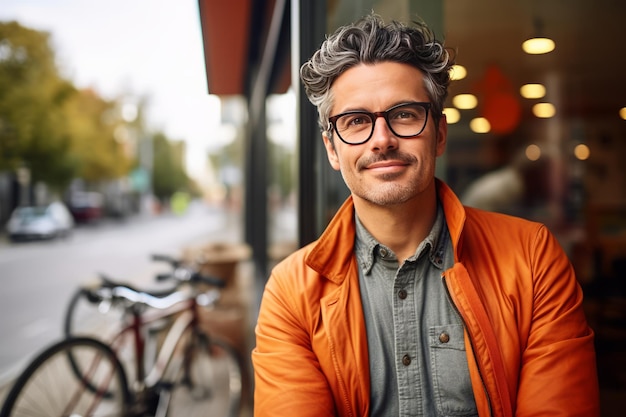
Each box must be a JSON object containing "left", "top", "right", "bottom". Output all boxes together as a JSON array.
[{"left": 0, "top": 201, "right": 242, "bottom": 387}]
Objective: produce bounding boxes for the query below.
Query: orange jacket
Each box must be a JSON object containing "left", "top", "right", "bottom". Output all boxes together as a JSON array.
[{"left": 252, "top": 180, "right": 599, "bottom": 417}]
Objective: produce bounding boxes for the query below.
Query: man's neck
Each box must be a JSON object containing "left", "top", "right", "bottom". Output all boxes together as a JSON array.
[{"left": 353, "top": 191, "right": 438, "bottom": 264}]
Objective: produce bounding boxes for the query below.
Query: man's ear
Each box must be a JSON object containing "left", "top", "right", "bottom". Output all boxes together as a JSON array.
[{"left": 323, "top": 133, "right": 341, "bottom": 171}]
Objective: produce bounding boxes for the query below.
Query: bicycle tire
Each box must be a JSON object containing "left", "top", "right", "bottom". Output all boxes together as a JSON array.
[
  {"left": 0, "top": 337, "right": 131, "bottom": 417},
  {"left": 63, "top": 287, "right": 133, "bottom": 398},
  {"left": 164, "top": 330, "right": 243, "bottom": 417}
]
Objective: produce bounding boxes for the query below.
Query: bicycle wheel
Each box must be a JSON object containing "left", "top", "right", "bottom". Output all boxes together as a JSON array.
[
  {"left": 0, "top": 337, "right": 131, "bottom": 417},
  {"left": 63, "top": 287, "right": 133, "bottom": 398},
  {"left": 165, "top": 331, "right": 243, "bottom": 417}
]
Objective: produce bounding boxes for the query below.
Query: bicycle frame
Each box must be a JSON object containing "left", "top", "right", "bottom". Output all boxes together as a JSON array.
[{"left": 106, "top": 288, "right": 210, "bottom": 395}]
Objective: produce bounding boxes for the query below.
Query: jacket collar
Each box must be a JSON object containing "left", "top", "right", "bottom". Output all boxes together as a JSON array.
[
  {"left": 305, "top": 179, "right": 468, "bottom": 281},
  {"left": 435, "top": 179, "right": 467, "bottom": 262},
  {"left": 305, "top": 195, "right": 357, "bottom": 284}
]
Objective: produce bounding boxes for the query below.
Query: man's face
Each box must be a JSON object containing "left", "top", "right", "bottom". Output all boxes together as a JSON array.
[{"left": 323, "top": 62, "right": 447, "bottom": 207}]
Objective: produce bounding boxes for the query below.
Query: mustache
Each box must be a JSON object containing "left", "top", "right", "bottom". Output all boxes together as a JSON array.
[{"left": 356, "top": 150, "right": 417, "bottom": 171}]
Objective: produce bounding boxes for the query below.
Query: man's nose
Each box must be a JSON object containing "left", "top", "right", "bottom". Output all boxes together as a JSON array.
[{"left": 369, "top": 115, "right": 398, "bottom": 150}]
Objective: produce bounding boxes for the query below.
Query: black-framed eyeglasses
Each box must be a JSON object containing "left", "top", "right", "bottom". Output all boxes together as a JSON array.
[{"left": 328, "top": 102, "right": 431, "bottom": 145}]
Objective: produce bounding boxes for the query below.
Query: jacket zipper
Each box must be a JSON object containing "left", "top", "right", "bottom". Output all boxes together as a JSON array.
[{"left": 442, "top": 274, "right": 494, "bottom": 417}]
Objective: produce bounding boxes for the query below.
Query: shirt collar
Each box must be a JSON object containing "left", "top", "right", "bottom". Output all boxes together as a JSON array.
[{"left": 354, "top": 204, "right": 447, "bottom": 275}]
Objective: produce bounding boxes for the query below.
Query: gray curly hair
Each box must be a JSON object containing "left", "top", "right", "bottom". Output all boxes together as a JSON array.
[{"left": 300, "top": 13, "right": 455, "bottom": 138}]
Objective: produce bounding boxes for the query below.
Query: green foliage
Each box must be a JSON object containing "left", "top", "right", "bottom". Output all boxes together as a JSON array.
[
  {"left": 150, "top": 132, "right": 195, "bottom": 200},
  {"left": 0, "top": 21, "right": 78, "bottom": 188},
  {"left": 0, "top": 20, "right": 199, "bottom": 206},
  {"left": 64, "top": 89, "right": 132, "bottom": 181},
  {"left": 0, "top": 21, "right": 133, "bottom": 191}
]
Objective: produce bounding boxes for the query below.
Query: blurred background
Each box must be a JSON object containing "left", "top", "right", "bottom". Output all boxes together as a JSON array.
[{"left": 1, "top": 0, "right": 625, "bottom": 415}]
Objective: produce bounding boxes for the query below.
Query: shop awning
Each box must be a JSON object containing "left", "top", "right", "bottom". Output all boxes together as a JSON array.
[{"left": 197, "top": 0, "right": 290, "bottom": 96}]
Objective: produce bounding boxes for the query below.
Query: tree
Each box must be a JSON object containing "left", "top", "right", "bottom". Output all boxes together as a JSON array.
[
  {"left": 0, "top": 21, "right": 78, "bottom": 189},
  {"left": 150, "top": 132, "right": 195, "bottom": 201},
  {"left": 63, "top": 89, "right": 132, "bottom": 182},
  {"left": 0, "top": 21, "right": 133, "bottom": 192}
]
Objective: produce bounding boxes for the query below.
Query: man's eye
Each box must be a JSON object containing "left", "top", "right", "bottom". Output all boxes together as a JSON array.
[
  {"left": 394, "top": 111, "right": 416, "bottom": 120},
  {"left": 343, "top": 114, "right": 369, "bottom": 127},
  {"left": 350, "top": 116, "right": 367, "bottom": 126}
]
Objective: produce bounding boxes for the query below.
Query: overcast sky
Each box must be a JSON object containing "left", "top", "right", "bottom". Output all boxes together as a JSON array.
[{"left": 0, "top": 0, "right": 223, "bottom": 179}]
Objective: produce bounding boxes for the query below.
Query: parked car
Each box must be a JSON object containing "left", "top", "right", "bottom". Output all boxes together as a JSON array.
[
  {"left": 68, "top": 191, "right": 104, "bottom": 223},
  {"left": 6, "top": 202, "right": 74, "bottom": 241}
]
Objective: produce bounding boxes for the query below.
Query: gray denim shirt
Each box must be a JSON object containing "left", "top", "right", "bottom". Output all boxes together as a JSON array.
[{"left": 355, "top": 205, "right": 477, "bottom": 416}]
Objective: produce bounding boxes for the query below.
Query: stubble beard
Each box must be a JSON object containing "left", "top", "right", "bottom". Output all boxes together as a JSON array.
[
  {"left": 359, "top": 180, "right": 415, "bottom": 206},
  {"left": 349, "top": 151, "right": 420, "bottom": 206}
]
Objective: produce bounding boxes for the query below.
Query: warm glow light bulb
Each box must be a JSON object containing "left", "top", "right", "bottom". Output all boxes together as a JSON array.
[
  {"left": 522, "top": 37, "right": 555, "bottom": 54},
  {"left": 574, "top": 144, "right": 590, "bottom": 161},
  {"left": 452, "top": 94, "right": 478, "bottom": 109},
  {"left": 532, "top": 102, "right": 556, "bottom": 118},
  {"left": 443, "top": 108, "right": 461, "bottom": 124},
  {"left": 520, "top": 84, "right": 546, "bottom": 99},
  {"left": 525, "top": 144, "right": 541, "bottom": 161},
  {"left": 450, "top": 65, "right": 467, "bottom": 81},
  {"left": 470, "top": 117, "right": 490, "bottom": 133},
  {"left": 620, "top": 107, "right": 626, "bottom": 120}
]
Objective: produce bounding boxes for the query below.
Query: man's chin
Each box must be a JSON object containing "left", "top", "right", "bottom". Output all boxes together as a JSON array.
[{"left": 358, "top": 185, "right": 414, "bottom": 206}]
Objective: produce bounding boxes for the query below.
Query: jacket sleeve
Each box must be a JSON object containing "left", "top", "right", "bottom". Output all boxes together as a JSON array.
[
  {"left": 251, "top": 267, "right": 337, "bottom": 417},
  {"left": 516, "top": 224, "right": 600, "bottom": 417}
]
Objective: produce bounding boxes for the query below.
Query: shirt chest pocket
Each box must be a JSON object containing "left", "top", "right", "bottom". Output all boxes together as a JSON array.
[{"left": 429, "top": 324, "right": 478, "bottom": 417}]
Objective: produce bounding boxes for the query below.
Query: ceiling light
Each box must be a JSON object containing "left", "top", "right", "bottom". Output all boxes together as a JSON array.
[
  {"left": 443, "top": 108, "right": 460, "bottom": 124},
  {"left": 522, "top": 18, "right": 555, "bottom": 54},
  {"left": 525, "top": 144, "right": 541, "bottom": 161},
  {"left": 620, "top": 107, "right": 626, "bottom": 120},
  {"left": 470, "top": 117, "right": 490, "bottom": 133},
  {"left": 520, "top": 84, "right": 546, "bottom": 99},
  {"left": 450, "top": 65, "right": 467, "bottom": 81},
  {"left": 452, "top": 94, "right": 478, "bottom": 109},
  {"left": 532, "top": 102, "right": 556, "bottom": 118},
  {"left": 574, "top": 144, "right": 590, "bottom": 161},
  {"left": 522, "top": 37, "right": 555, "bottom": 54}
]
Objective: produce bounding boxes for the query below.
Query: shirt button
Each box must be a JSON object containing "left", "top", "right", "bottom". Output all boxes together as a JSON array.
[
  {"left": 398, "top": 289, "right": 407, "bottom": 299},
  {"left": 402, "top": 354, "right": 411, "bottom": 366},
  {"left": 439, "top": 332, "right": 450, "bottom": 343},
  {"left": 379, "top": 247, "right": 388, "bottom": 258}
]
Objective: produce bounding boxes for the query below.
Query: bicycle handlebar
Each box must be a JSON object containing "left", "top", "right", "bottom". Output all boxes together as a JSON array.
[
  {"left": 82, "top": 283, "right": 222, "bottom": 311},
  {"left": 155, "top": 268, "right": 226, "bottom": 288},
  {"left": 151, "top": 253, "right": 227, "bottom": 288},
  {"left": 79, "top": 253, "right": 226, "bottom": 310},
  {"left": 111, "top": 286, "right": 190, "bottom": 310},
  {"left": 150, "top": 253, "right": 182, "bottom": 268}
]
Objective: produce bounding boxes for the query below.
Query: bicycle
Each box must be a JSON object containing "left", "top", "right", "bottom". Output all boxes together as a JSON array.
[
  {"left": 61, "top": 254, "right": 185, "bottom": 385},
  {"left": 63, "top": 254, "right": 191, "bottom": 352},
  {"left": 0, "top": 255, "right": 244, "bottom": 417}
]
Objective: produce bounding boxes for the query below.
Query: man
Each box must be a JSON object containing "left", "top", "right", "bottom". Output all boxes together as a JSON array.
[{"left": 252, "top": 13, "right": 599, "bottom": 417}]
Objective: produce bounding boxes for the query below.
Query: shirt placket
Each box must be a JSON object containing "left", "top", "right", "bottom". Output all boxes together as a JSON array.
[{"left": 393, "top": 263, "right": 422, "bottom": 416}]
